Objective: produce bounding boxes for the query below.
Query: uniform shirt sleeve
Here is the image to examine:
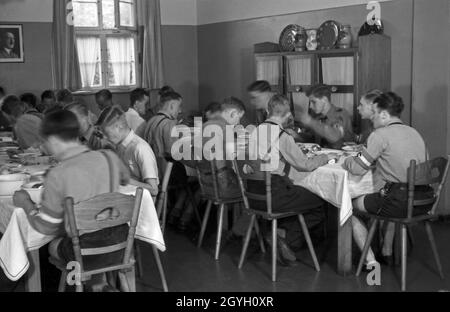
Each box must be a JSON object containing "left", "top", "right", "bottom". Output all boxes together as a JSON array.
[
  {"left": 279, "top": 133, "right": 329, "bottom": 172},
  {"left": 307, "top": 111, "right": 354, "bottom": 145},
  {"left": 162, "top": 120, "right": 179, "bottom": 156},
  {"left": 135, "top": 142, "right": 160, "bottom": 185},
  {"left": 28, "top": 169, "right": 65, "bottom": 236},
  {"left": 343, "top": 131, "right": 384, "bottom": 176}
]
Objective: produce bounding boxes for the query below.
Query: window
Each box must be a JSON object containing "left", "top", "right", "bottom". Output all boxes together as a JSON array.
[{"left": 73, "top": 0, "right": 138, "bottom": 90}]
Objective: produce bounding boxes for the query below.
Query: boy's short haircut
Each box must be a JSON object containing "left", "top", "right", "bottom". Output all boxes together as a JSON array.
[
  {"left": 1, "top": 95, "right": 26, "bottom": 118},
  {"left": 96, "top": 105, "right": 127, "bottom": 128},
  {"left": 268, "top": 94, "right": 291, "bottom": 117},
  {"left": 160, "top": 91, "right": 182, "bottom": 107},
  {"left": 221, "top": 97, "right": 246, "bottom": 113},
  {"left": 20, "top": 93, "right": 38, "bottom": 109},
  {"left": 373, "top": 92, "right": 405, "bottom": 117},
  {"left": 130, "top": 88, "right": 149, "bottom": 107},
  {"left": 41, "top": 110, "right": 80, "bottom": 141},
  {"left": 247, "top": 80, "right": 271, "bottom": 93},
  {"left": 306, "top": 84, "right": 332, "bottom": 101}
]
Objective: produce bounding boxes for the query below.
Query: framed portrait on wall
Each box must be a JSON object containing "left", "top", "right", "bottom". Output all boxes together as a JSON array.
[{"left": 0, "top": 25, "right": 24, "bottom": 63}]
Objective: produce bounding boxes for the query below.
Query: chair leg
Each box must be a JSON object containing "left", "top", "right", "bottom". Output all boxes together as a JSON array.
[
  {"left": 186, "top": 185, "right": 202, "bottom": 226},
  {"left": 75, "top": 283, "right": 84, "bottom": 293},
  {"left": 356, "top": 219, "right": 379, "bottom": 276},
  {"left": 106, "top": 271, "right": 118, "bottom": 289},
  {"left": 134, "top": 244, "right": 144, "bottom": 279},
  {"left": 425, "top": 221, "right": 444, "bottom": 279},
  {"left": 118, "top": 271, "right": 131, "bottom": 292},
  {"left": 152, "top": 246, "right": 169, "bottom": 292},
  {"left": 298, "top": 214, "right": 320, "bottom": 272},
  {"left": 272, "top": 219, "right": 278, "bottom": 282},
  {"left": 125, "top": 267, "right": 137, "bottom": 292},
  {"left": 161, "top": 194, "right": 168, "bottom": 235},
  {"left": 198, "top": 201, "right": 212, "bottom": 248},
  {"left": 407, "top": 225, "right": 416, "bottom": 250},
  {"left": 215, "top": 204, "right": 226, "bottom": 261},
  {"left": 254, "top": 219, "right": 266, "bottom": 254},
  {"left": 238, "top": 215, "right": 256, "bottom": 269},
  {"left": 401, "top": 224, "right": 407, "bottom": 292},
  {"left": 58, "top": 271, "right": 67, "bottom": 292}
]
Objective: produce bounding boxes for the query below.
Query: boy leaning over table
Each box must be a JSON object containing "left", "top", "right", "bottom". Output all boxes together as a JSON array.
[
  {"left": 342, "top": 92, "right": 434, "bottom": 268},
  {"left": 12, "top": 110, "right": 131, "bottom": 291},
  {"left": 248, "top": 94, "right": 339, "bottom": 265}
]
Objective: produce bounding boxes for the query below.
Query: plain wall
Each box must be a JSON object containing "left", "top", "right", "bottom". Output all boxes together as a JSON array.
[{"left": 411, "top": 0, "right": 450, "bottom": 213}]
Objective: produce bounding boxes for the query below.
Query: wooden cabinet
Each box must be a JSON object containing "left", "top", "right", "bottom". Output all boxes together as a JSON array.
[{"left": 254, "top": 34, "right": 391, "bottom": 133}]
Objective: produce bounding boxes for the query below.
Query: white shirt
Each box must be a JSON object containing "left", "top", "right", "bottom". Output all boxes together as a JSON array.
[
  {"left": 125, "top": 108, "right": 145, "bottom": 133},
  {"left": 117, "top": 130, "right": 159, "bottom": 185}
]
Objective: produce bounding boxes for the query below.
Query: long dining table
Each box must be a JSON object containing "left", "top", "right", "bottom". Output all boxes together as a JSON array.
[
  {"left": 289, "top": 151, "right": 376, "bottom": 275},
  {"left": 0, "top": 155, "right": 165, "bottom": 292}
]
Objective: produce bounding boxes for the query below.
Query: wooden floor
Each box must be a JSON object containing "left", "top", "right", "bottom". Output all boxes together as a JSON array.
[{"left": 2, "top": 220, "right": 450, "bottom": 292}]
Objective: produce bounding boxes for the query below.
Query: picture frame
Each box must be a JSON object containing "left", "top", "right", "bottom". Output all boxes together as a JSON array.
[{"left": 0, "top": 24, "right": 24, "bottom": 63}]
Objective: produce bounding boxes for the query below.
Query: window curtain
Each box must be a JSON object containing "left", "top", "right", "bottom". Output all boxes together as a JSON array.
[
  {"left": 108, "top": 37, "right": 135, "bottom": 86},
  {"left": 51, "top": 0, "right": 81, "bottom": 91},
  {"left": 136, "top": 0, "right": 164, "bottom": 89},
  {"left": 76, "top": 37, "right": 101, "bottom": 88}
]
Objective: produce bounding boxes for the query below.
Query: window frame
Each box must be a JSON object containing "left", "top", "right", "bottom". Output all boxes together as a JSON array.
[{"left": 73, "top": 0, "right": 140, "bottom": 92}]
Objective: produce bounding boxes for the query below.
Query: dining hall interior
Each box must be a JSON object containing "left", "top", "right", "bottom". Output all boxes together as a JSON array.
[{"left": 0, "top": 0, "right": 449, "bottom": 293}]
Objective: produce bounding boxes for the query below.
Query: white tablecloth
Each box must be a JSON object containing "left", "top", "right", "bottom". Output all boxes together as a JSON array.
[
  {"left": 289, "top": 159, "right": 376, "bottom": 226},
  {"left": 0, "top": 186, "right": 165, "bottom": 282}
]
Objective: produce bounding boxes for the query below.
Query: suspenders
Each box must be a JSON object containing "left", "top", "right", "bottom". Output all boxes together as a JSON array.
[{"left": 261, "top": 121, "right": 291, "bottom": 175}]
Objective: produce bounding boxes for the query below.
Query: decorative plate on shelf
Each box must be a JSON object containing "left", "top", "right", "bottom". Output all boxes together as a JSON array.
[
  {"left": 317, "top": 20, "right": 341, "bottom": 50},
  {"left": 279, "top": 24, "right": 304, "bottom": 52}
]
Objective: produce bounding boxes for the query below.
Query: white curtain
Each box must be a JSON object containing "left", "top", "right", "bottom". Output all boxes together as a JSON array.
[
  {"left": 108, "top": 37, "right": 135, "bottom": 86},
  {"left": 76, "top": 37, "right": 101, "bottom": 88}
]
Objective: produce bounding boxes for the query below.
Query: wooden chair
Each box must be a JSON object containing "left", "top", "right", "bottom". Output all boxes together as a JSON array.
[
  {"left": 196, "top": 159, "right": 265, "bottom": 261},
  {"left": 232, "top": 159, "right": 320, "bottom": 282},
  {"left": 50, "top": 189, "right": 144, "bottom": 292},
  {"left": 156, "top": 160, "right": 201, "bottom": 234},
  {"left": 356, "top": 156, "right": 450, "bottom": 291}
]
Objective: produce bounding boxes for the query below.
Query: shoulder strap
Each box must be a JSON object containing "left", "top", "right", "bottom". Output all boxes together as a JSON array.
[{"left": 100, "top": 150, "right": 115, "bottom": 193}]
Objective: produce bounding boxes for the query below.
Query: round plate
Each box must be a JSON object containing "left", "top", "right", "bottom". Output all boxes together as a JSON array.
[
  {"left": 317, "top": 20, "right": 341, "bottom": 49},
  {"left": 279, "top": 24, "right": 304, "bottom": 52}
]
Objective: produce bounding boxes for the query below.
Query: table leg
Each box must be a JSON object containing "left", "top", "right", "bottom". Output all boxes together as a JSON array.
[
  {"left": 25, "top": 249, "right": 42, "bottom": 292},
  {"left": 337, "top": 218, "right": 353, "bottom": 276}
]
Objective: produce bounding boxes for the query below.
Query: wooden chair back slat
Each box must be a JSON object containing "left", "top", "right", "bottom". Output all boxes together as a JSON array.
[
  {"left": 71, "top": 193, "right": 136, "bottom": 232},
  {"left": 407, "top": 156, "right": 450, "bottom": 218},
  {"left": 65, "top": 188, "right": 144, "bottom": 272},
  {"left": 194, "top": 159, "right": 223, "bottom": 201},
  {"left": 233, "top": 159, "right": 273, "bottom": 214},
  {"left": 81, "top": 242, "right": 128, "bottom": 256},
  {"left": 414, "top": 157, "right": 448, "bottom": 186}
]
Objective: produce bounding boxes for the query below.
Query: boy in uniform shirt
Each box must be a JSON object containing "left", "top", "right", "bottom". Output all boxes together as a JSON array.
[
  {"left": 98, "top": 106, "right": 160, "bottom": 197},
  {"left": 143, "top": 91, "right": 194, "bottom": 230},
  {"left": 299, "top": 85, "right": 355, "bottom": 149},
  {"left": 248, "top": 94, "right": 338, "bottom": 264},
  {"left": 12, "top": 110, "right": 131, "bottom": 290},
  {"left": 343, "top": 92, "right": 433, "bottom": 266}
]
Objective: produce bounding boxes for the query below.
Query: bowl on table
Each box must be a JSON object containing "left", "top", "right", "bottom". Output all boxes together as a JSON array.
[
  {"left": 0, "top": 173, "right": 29, "bottom": 196},
  {"left": 21, "top": 181, "right": 44, "bottom": 205}
]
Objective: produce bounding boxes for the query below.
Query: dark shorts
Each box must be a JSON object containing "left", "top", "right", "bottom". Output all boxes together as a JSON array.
[
  {"left": 57, "top": 224, "right": 129, "bottom": 271},
  {"left": 364, "top": 184, "right": 435, "bottom": 218},
  {"left": 248, "top": 175, "right": 325, "bottom": 214}
]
